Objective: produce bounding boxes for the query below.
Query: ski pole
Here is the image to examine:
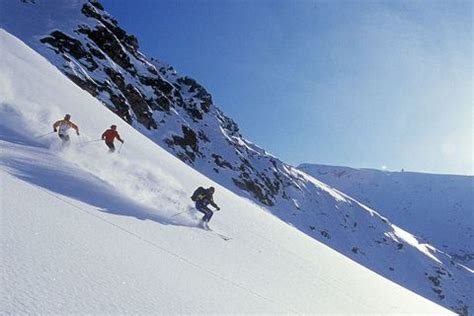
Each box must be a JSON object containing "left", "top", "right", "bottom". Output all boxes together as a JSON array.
[
  {"left": 77, "top": 139, "right": 102, "bottom": 148},
  {"left": 82, "top": 139, "right": 102, "bottom": 144},
  {"left": 118, "top": 142, "right": 123, "bottom": 153},
  {"left": 35, "top": 131, "right": 55, "bottom": 139},
  {"left": 171, "top": 211, "right": 187, "bottom": 217}
]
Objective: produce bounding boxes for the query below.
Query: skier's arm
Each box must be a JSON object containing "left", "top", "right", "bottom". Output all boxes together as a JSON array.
[
  {"left": 116, "top": 133, "right": 124, "bottom": 143},
  {"left": 101, "top": 131, "right": 107, "bottom": 140},
  {"left": 53, "top": 120, "right": 61, "bottom": 131},
  {"left": 209, "top": 197, "right": 219, "bottom": 210},
  {"left": 70, "top": 122, "right": 80, "bottom": 135}
]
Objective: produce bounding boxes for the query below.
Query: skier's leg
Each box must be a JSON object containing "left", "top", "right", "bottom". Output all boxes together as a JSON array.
[
  {"left": 196, "top": 201, "right": 213, "bottom": 222},
  {"left": 106, "top": 142, "right": 115, "bottom": 152},
  {"left": 59, "top": 134, "right": 70, "bottom": 147},
  {"left": 201, "top": 206, "right": 213, "bottom": 222}
]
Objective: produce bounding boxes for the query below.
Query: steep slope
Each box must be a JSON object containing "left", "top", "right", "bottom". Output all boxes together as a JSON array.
[
  {"left": 0, "top": 1, "right": 472, "bottom": 313},
  {"left": 299, "top": 163, "right": 474, "bottom": 269},
  {"left": 0, "top": 29, "right": 454, "bottom": 315}
]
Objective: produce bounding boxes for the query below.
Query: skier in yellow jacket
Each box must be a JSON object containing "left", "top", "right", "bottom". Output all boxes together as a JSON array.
[{"left": 53, "top": 114, "right": 80, "bottom": 145}]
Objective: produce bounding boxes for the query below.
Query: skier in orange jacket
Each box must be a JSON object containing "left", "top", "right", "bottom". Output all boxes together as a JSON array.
[
  {"left": 53, "top": 114, "right": 79, "bottom": 145},
  {"left": 101, "top": 125, "right": 124, "bottom": 152}
]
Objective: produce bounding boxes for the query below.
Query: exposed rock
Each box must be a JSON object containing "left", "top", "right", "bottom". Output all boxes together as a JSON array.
[
  {"left": 41, "top": 31, "right": 98, "bottom": 71},
  {"left": 78, "top": 25, "right": 135, "bottom": 73},
  {"left": 166, "top": 125, "right": 199, "bottom": 163},
  {"left": 212, "top": 154, "right": 233, "bottom": 170},
  {"left": 233, "top": 177, "right": 274, "bottom": 206},
  {"left": 65, "top": 73, "right": 99, "bottom": 97}
]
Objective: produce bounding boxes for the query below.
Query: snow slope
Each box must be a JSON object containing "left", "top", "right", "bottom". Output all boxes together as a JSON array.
[
  {"left": 298, "top": 163, "right": 474, "bottom": 269},
  {"left": 0, "top": 29, "right": 454, "bottom": 314}
]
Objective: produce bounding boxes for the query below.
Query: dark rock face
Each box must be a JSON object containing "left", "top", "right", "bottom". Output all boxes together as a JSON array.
[
  {"left": 176, "top": 77, "right": 213, "bottom": 113},
  {"left": 40, "top": 31, "right": 98, "bottom": 71},
  {"left": 212, "top": 154, "right": 232, "bottom": 169},
  {"left": 79, "top": 25, "right": 135, "bottom": 73},
  {"left": 65, "top": 73, "right": 100, "bottom": 97},
  {"left": 233, "top": 178, "right": 274, "bottom": 206},
  {"left": 166, "top": 125, "right": 200, "bottom": 163}
]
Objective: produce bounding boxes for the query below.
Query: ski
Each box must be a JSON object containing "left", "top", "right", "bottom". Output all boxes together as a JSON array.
[
  {"left": 211, "top": 231, "right": 232, "bottom": 241},
  {"left": 199, "top": 223, "right": 232, "bottom": 241}
]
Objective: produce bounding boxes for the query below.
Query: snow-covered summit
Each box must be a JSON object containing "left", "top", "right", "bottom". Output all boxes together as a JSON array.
[
  {"left": 0, "top": 28, "right": 454, "bottom": 314},
  {"left": 1, "top": 0, "right": 472, "bottom": 313}
]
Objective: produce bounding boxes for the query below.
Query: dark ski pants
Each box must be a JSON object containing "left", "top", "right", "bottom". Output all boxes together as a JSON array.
[
  {"left": 105, "top": 141, "right": 115, "bottom": 152},
  {"left": 196, "top": 200, "right": 213, "bottom": 222}
]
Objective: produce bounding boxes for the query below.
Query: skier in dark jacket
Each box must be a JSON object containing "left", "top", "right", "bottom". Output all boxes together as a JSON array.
[{"left": 191, "top": 186, "right": 220, "bottom": 227}]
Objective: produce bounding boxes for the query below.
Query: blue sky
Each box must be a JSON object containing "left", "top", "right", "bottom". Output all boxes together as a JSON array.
[{"left": 101, "top": 0, "right": 472, "bottom": 175}]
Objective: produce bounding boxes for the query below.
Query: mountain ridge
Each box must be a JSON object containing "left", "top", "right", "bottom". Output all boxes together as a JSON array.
[{"left": 299, "top": 163, "right": 474, "bottom": 270}]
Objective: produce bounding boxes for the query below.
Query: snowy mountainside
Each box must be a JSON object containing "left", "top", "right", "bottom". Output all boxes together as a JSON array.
[
  {"left": 0, "top": 29, "right": 454, "bottom": 314},
  {"left": 299, "top": 163, "right": 474, "bottom": 269},
  {"left": 0, "top": 1, "right": 472, "bottom": 314}
]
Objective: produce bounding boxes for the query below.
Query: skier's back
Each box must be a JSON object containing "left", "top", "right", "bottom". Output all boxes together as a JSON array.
[
  {"left": 101, "top": 125, "right": 124, "bottom": 152},
  {"left": 191, "top": 186, "right": 220, "bottom": 228}
]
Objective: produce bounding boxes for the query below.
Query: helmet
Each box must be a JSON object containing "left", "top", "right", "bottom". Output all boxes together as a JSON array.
[
  {"left": 64, "top": 114, "right": 71, "bottom": 120},
  {"left": 111, "top": 125, "right": 117, "bottom": 129},
  {"left": 208, "top": 186, "right": 215, "bottom": 193}
]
